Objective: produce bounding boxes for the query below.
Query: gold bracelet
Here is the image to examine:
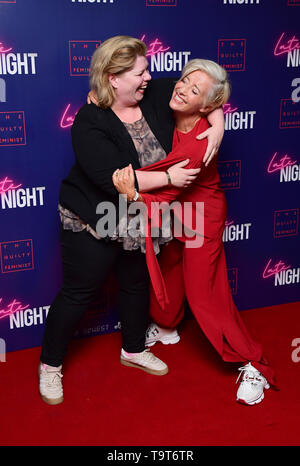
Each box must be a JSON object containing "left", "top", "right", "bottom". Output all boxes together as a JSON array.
[{"left": 166, "top": 170, "right": 172, "bottom": 185}]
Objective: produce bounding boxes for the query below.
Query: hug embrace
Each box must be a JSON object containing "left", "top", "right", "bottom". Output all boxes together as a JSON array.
[{"left": 39, "top": 35, "right": 276, "bottom": 407}]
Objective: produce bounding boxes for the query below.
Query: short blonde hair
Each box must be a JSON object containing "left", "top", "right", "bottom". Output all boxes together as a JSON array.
[
  {"left": 89, "top": 35, "right": 147, "bottom": 109},
  {"left": 180, "top": 59, "right": 231, "bottom": 111}
]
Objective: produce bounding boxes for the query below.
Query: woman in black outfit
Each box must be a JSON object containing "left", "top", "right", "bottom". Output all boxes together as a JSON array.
[{"left": 39, "top": 36, "right": 225, "bottom": 405}]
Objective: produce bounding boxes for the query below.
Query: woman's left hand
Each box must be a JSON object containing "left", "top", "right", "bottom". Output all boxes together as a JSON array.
[
  {"left": 112, "top": 164, "right": 136, "bottom": 200},
  {"left": 196, "top": 124, "right": 225, "bottom": 167}
]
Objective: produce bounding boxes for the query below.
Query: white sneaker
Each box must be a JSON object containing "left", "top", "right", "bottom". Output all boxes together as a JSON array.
[
  {"left": 236, "top": 362, "right": 270, "bottom": 405},
  {"left": 120, "top": 348, "right": 168, "bottom": 376},
  {"left": 145, "top": 322, "right": 180, "bottom": 347},
  {"left": 39, "top": 363, "right": 64, "bottom": 405}
]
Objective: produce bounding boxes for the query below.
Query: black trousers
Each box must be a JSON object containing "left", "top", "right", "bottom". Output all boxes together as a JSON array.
[{"left": 40, "top": 227, "right": 150, "bottom": 367}]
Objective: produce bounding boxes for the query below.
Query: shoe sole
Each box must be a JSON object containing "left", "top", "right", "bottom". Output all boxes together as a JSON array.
[
  {"left": 120, "top": 358, "right": 168, "bottom": 376},
  {"left": 145, "top": 335, "right": 180, "bottom": 348},
  {"left": 236, "top": 383, "right": 270, "bottom": 406},
  {"left": 40, "top": 394, "right": 64, "bottom": 405}
]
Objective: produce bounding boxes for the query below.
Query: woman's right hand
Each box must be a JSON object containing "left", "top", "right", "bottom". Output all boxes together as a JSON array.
[
  {"left": 167, "top": 159, "right": 200, "bottom": 188},
  {"left": 112, "top": 165, "right": 136, "bottom": 200},
  {"left": 87, "top": 90, "right": 99, "bottom": 105}
]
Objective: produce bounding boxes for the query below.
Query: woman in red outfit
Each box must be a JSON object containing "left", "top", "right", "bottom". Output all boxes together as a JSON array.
[{"left": 112, "top": 59, "right": 276, "bottom": 405}]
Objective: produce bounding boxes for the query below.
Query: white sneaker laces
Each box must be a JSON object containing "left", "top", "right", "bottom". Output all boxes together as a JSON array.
[
  {"left": 146, "top": 325, "right": 158, "bottom": 339},
  {"left": 43, "top": 370, "right": 63, "bottom": 391},
  {"left": 236, "top": 364, "right": 263, "bottom": 386},
  {"left": 139, "top": 348, "right": 157, "bottom": 362}
]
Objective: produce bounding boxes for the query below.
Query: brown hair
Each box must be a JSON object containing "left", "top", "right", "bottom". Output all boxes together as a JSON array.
[{"left": 89, "top": 35, "right": 147, "bottom": 109}]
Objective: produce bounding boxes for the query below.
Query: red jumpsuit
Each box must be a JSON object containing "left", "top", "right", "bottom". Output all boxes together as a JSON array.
[{"left": 138, "top": 117, "right": 276, "bottom": 387}]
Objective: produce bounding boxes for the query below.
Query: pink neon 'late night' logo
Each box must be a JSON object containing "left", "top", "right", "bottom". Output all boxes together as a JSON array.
[
  {"left": 0, "top": 42, "right": 12, "bottom": 53},
  {"left": 223, "top": 103, "right": 238, "bottom": 114},
  {"left": 0, "top": 177, "right": 22, "bottom": 194},
  {"left": 140, "top": 34, "right": 171, "bottom": 56},
  {"left": 225, "top": 220, "right": 234, "bottom": 226},
  {"left": 262, "top": 259, "right": 291, "bottom": 279},
  {"left": 267, "top": 152, "right": 298, "bottom": 173},
  {"left": 274, "top": 33, "right": 300, "bottom": 56},
  {"left": 0, "top": 298, "right": 29, "bottom": 320},
  {"left": 60, "top": 104, "right": 78, "bottom": 129}
]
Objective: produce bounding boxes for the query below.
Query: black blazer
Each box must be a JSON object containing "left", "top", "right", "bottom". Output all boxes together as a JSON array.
[{"left": 59, "top": 78, "right": 176, "bottom": 232}]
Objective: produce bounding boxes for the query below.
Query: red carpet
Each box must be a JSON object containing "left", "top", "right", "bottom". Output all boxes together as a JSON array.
[{"left": 1, "top": 301, "right": 300, "bottom": 446}]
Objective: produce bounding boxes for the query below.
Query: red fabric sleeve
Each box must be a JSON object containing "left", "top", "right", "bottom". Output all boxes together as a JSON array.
[{"left": 138, "top": 140, "right": 207, "bottom": 205}]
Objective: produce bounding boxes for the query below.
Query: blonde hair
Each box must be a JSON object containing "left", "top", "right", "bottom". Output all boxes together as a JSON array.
[
  {"left": 89, "top": 35, "right": 147, "bottom": 109},
  {"left": 180, "top": 59, "right": 231, "bottom": 111}
]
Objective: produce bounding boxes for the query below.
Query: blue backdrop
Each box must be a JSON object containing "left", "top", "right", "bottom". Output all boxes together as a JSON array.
[{"left": 0, "top": 0, "right": 299, "bottom": 353}]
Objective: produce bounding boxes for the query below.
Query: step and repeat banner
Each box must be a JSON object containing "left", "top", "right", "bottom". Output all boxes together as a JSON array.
[{"left": 0, "top": 0, "right": 299, "bottom": 353}]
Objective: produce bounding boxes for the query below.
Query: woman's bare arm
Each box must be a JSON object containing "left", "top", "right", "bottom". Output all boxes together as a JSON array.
[
  {"left": 136, "top": 160, "right": 200, "bottom": 192},
  {"left": 198, "top": 107, "right": 225, "bottom": 166}
]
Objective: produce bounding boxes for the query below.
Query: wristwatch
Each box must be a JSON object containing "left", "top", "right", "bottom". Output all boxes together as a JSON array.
[{"left": 131, "top": 190, "right": 140, "bottom": 202}]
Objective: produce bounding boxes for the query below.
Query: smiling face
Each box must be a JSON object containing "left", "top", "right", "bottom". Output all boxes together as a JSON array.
[
  {"left": 169, "top": 70, "right": 215, "bottom": 116},
  {"left": 109, "top": 55, "right": 151, "bottom": 107}
]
